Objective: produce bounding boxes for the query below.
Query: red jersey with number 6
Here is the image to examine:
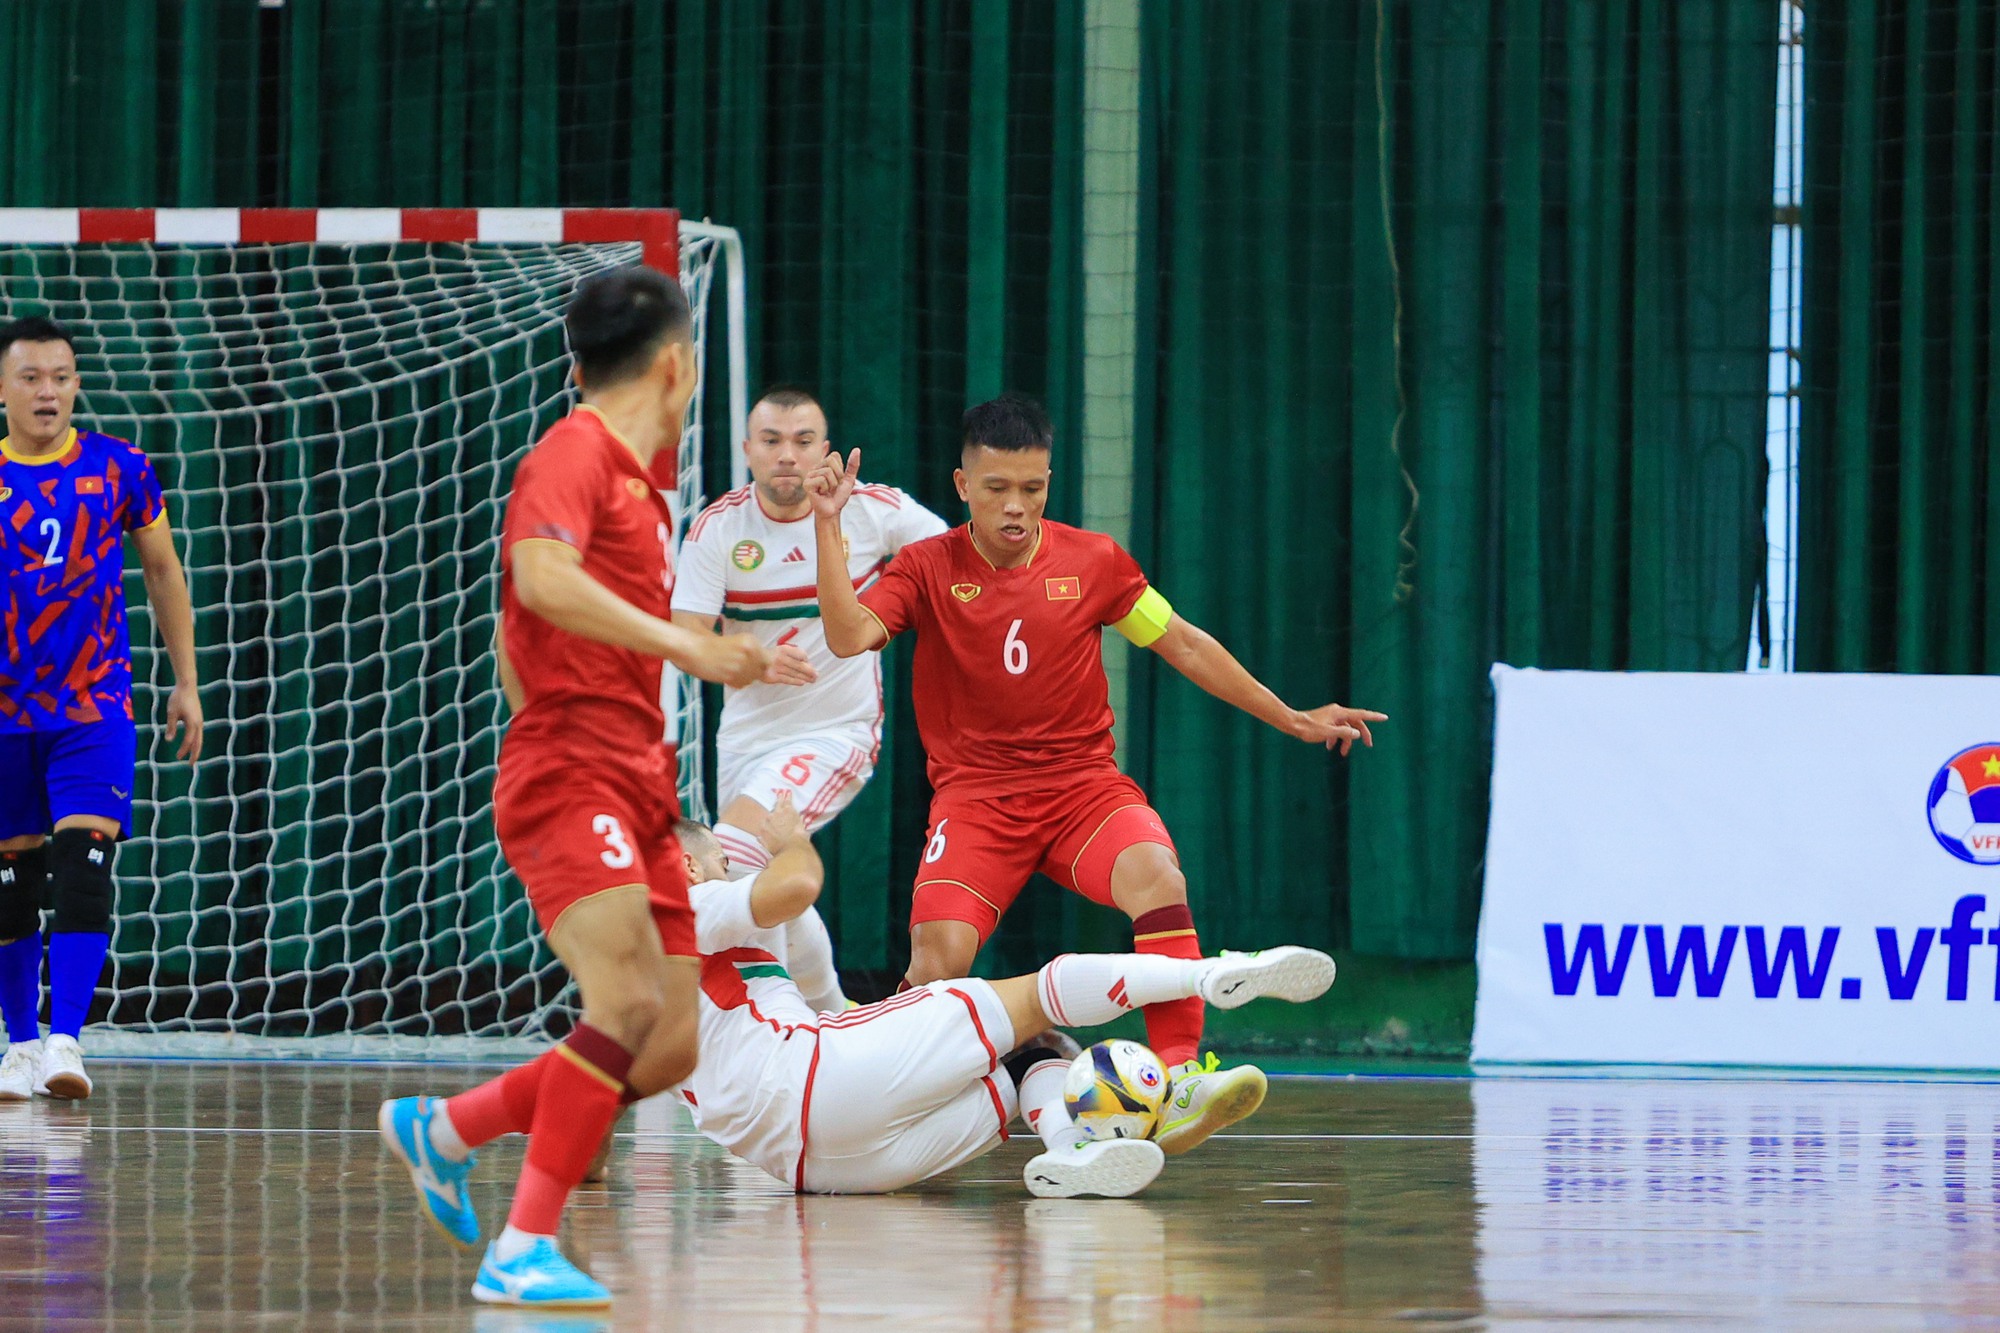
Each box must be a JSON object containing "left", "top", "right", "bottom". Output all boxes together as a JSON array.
[
  {"left": 858, "top": 521, "right": 1149, "bottom": 797},
  {"left": 500, "top": 405, "right": 680, "bottom": 766}
]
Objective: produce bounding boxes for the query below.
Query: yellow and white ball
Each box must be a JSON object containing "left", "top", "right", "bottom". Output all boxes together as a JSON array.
[{"left": 1062, "top": 1039, "right": 1169, "bottom": 1141}]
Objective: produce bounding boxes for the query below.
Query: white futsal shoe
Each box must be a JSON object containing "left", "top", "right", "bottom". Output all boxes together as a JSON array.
[
  {"left": 0, "top": 1039, "right": 41, "bottom": 1101},
  {"left": 1197, "top": 946, "right": 1337, "bottom": 1010},
  {"left": 36, "top": 1034, "right": 91, "bottom": 1100},
  {"left": 1024, "top": 1135, "right": 1165, "bottom": 1199}
]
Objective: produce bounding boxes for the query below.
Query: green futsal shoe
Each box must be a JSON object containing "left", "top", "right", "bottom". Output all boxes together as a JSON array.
[{"left": 1152, "top": 1053, "right": 1268, "bottom": 1156}]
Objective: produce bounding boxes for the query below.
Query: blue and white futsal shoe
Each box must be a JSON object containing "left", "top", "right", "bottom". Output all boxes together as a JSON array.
[
  {"left": 377, "top": 1095, "right": 480, "bottom": 1250},
  {"left": 471, "top": 1236, "right": 611, "bottom": 1309}
]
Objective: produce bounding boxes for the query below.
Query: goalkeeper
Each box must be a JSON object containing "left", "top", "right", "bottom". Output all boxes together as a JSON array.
[{"left": 0, "top": 316, "right": 203, "bottom": 1102}]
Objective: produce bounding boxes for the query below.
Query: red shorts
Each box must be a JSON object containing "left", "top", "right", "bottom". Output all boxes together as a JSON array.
[
  {"left": 492, "top": 745, "right": 695, "bottom": 958},
  {"left": 911, "top": 770, "right": 1177, "bottom": 944}
]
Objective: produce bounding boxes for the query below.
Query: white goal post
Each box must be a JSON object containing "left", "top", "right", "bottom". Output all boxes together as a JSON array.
[{"left": 0, "top": 207, "right": 745, "bottom": 1058}]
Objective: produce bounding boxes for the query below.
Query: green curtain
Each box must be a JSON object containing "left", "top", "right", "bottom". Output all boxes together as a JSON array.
[
  {"left": 1799, "top": 0, "right": 2000, "bottom": 674},
  {"left": 1136, "top": 0, "right": 1775, "bottom": 960},
  {"left": 0, "top": 1, "right": 1776, "bottom": 1021}
]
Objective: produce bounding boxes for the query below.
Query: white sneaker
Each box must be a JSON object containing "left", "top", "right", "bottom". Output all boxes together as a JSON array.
[
  {"left": 1198, "top": 946, "right": 1337, "bottom": 1010},
  {"left": 1023, "top": 1136, "right": 1165, "bottom": 1198},
  {"left": 0, "top": 1039, "right": 41, "bottom": 1101},
  {"left": 36, "top": 1034, "right": 90, "bottom": 1100}
]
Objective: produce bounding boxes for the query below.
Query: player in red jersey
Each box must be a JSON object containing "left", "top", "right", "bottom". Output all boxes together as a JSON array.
[
  {"left": 809, "top": 392, "right": 1384, "bottom": 1155},
  {"left": 378, "top": 268, "right": 809, "bottom": 1310}
]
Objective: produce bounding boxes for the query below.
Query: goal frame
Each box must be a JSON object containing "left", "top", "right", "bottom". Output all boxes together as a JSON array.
[
  {"left": 0, "top": 207, "right": 750, "bottom": 451},
  {"left": 0, "top": 206, "right": 748, "bottom": 1059}
]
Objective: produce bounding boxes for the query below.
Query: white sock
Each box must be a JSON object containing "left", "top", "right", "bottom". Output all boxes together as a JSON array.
[
  {"left": 427, "top": 1100, "right": 471, "bottom": 1163},
  {"left": 495, "top": 1224, "right": 550, "bottom": 1262},
  {"left": 784, "top": 907, "right": 848, "bottom": 1013},
  {"left": 1035, "top": 952, "right": 1205, "bottom": 1028},
  {"left": 1017, "top": 1057, "right": 1077, "bottom": 1153},
  {"left": 713, "top": 821, "right": 771, "bottom": 873}
]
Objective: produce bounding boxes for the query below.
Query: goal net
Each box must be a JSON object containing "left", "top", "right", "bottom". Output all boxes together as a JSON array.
[{"left": 0, "top": 208, "right": 742, "bottom": 1058}]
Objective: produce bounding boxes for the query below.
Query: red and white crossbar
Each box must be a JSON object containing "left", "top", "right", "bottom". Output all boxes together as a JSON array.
[{"left": 0, "top": 208, "right": 682, "bottom": 274}]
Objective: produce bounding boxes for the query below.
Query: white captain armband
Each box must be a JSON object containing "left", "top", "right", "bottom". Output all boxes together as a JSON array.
[{"left": 1111, "top": 586, "right": 1174, "bottom": 648}]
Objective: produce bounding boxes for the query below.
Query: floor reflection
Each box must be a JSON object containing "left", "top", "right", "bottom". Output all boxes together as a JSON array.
[
  {"left": 3, "top": 1064, "right": 1474, "bottom": 1331},
  {"left": 1474, "top": 1077, "right": 2000, "bottom": 1329},
  {"left": 18, "top": 1061, "right": 2000, "bottom": 1329}
]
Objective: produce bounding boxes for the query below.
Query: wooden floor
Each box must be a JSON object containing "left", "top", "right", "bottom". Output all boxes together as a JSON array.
[{"left": 0, "top": 1061, "right": 1997, "bottom": 1329}]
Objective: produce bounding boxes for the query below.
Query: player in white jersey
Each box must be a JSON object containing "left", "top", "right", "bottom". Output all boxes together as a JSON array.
[
  {"left": 671, "top": 387, "right": 947, "bottom": 873},
  {"left": 391, "top": 798, "right": 1335, "bottom": 1217},
  {"left": 667, "top": 816, "right": 1336, "bottom": 1197}
]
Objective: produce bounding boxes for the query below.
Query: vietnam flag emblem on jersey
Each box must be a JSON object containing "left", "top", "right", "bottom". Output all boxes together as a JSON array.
[{"left": 1046, "top": 576, "right": 1080, "bottom": 601}]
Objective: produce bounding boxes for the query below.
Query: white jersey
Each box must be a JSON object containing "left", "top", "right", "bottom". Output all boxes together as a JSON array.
[
  {"left": 670, "top": 876, "right": 821, "bottom": 1185},
  {"left": 671, "top": 483, "right": 947, "bottom": 755},
  {"left": 671, "top": 875, "right": 1017, "bottom": 1194}
]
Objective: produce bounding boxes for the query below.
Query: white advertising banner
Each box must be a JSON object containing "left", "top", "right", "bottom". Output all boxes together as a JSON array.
[{"left": 1472, "top": 667, "right": 2000, "bottom": 1069}]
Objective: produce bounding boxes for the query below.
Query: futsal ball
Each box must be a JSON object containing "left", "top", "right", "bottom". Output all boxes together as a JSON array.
[{"left": 1062, "top": 1039, "right": 1169, "bottom": 1142}]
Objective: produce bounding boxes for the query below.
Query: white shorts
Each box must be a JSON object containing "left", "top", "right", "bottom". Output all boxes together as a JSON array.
[
  {"left": 716, "top": 727, "right": 877, "bottom": 833},
  {"left": 798, "top": 979, "right": 1020, "bottom": 1194}
]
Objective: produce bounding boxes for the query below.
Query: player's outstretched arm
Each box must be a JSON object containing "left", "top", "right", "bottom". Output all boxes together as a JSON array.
[
  {"left": 131, "top": 519, "right": 203, "bottom": 761},
  {"left": 806, "top": 448, "right": 889, "bottom": 658},
  {"left": 746, "top": 793, "right": 825, "bottom": 927},
  {"left": 512, "top": 540, "right": 772, "bottom": 687},
  {"left": 1145, "top": 613, "right": 1387, "bottom": 756},
  {"left": 669, "top": 611, "right": 817, "bottom": 686}
]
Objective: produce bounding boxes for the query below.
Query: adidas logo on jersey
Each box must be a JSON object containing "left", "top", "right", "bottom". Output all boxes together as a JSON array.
[{"left": 781, "top": 547, "right": 807, "bottom": 563}]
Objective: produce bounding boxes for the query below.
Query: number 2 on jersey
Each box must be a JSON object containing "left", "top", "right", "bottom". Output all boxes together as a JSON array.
[
  {"left": 38, "top": 518, "right": 63, "bottom": 568},
  {"left": 593, "top": 813, "right": 636, "bottom": 869},
  {"left": 1003, "top": 619, "right": 1028, "bottom": 675}
]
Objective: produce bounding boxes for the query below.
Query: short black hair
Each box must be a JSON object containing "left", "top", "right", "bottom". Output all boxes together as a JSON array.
[
  {"left": 755, "top": 384, "right": 823, "bottom": 415},
  {"left": 0, "top": 316, "right": 75, "bottom": 366},
  {"left": 565, "top": 266, "right": 692, "bottom": 388},
  {"left": 961, "top": 391, "right": 1052, "bottom": 453},
  {"left": 674, "top": 818, "right": 721, "bottom": 859}
]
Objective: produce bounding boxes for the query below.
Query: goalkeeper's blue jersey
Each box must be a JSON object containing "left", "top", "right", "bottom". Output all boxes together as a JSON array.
[{"left": 0, "top": 427, "right": 166, "bottom": 732}]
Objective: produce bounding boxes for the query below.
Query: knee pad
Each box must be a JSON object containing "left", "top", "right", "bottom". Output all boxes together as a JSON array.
[
  {"left": 0, "top": 845, "right": 45, "bottom": 940},
  {"left": 49, "top": 828, "right": 115, "bottom": 934}
]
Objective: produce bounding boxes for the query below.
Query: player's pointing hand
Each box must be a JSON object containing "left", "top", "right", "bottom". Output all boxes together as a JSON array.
[
  {"left": 1289, "top": 703, "right": 1388, "bottom": 757},
  {"left": 806, "top": 447, "right": 861, "bottom": 519}
]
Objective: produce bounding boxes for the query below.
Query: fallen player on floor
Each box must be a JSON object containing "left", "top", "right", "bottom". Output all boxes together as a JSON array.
[{"left": 382, "top": 797, "right": 1334, "bottom": 1241}]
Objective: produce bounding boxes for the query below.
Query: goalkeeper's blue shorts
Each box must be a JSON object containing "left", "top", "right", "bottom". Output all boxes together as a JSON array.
[{"left": 0, "top": 719, "right": 136, "bottom": 839}]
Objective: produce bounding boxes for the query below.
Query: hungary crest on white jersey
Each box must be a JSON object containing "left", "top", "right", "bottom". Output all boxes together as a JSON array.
[{"left": 671, "top": 482, "right": 947, "bottom": 755}]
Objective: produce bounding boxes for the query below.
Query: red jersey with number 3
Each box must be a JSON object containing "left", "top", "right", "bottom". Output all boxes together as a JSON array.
[
  {"left": 858, "top": 521, "right": 1149, "bottom": 797},
  {"left": 500, "top": 406, "right": 680, "bottom": 766}
]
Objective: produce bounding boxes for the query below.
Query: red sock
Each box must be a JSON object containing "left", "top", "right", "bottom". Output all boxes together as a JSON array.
[
  {"left": 507, "top": 1024, "right": 635, "bottom": 1235},
  {"left": 445, "top": 1049, "right": 560, "bottom": 1148},
  {"left": 1132, "top": 904, "right": 1204, "bottom": 1067}
]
